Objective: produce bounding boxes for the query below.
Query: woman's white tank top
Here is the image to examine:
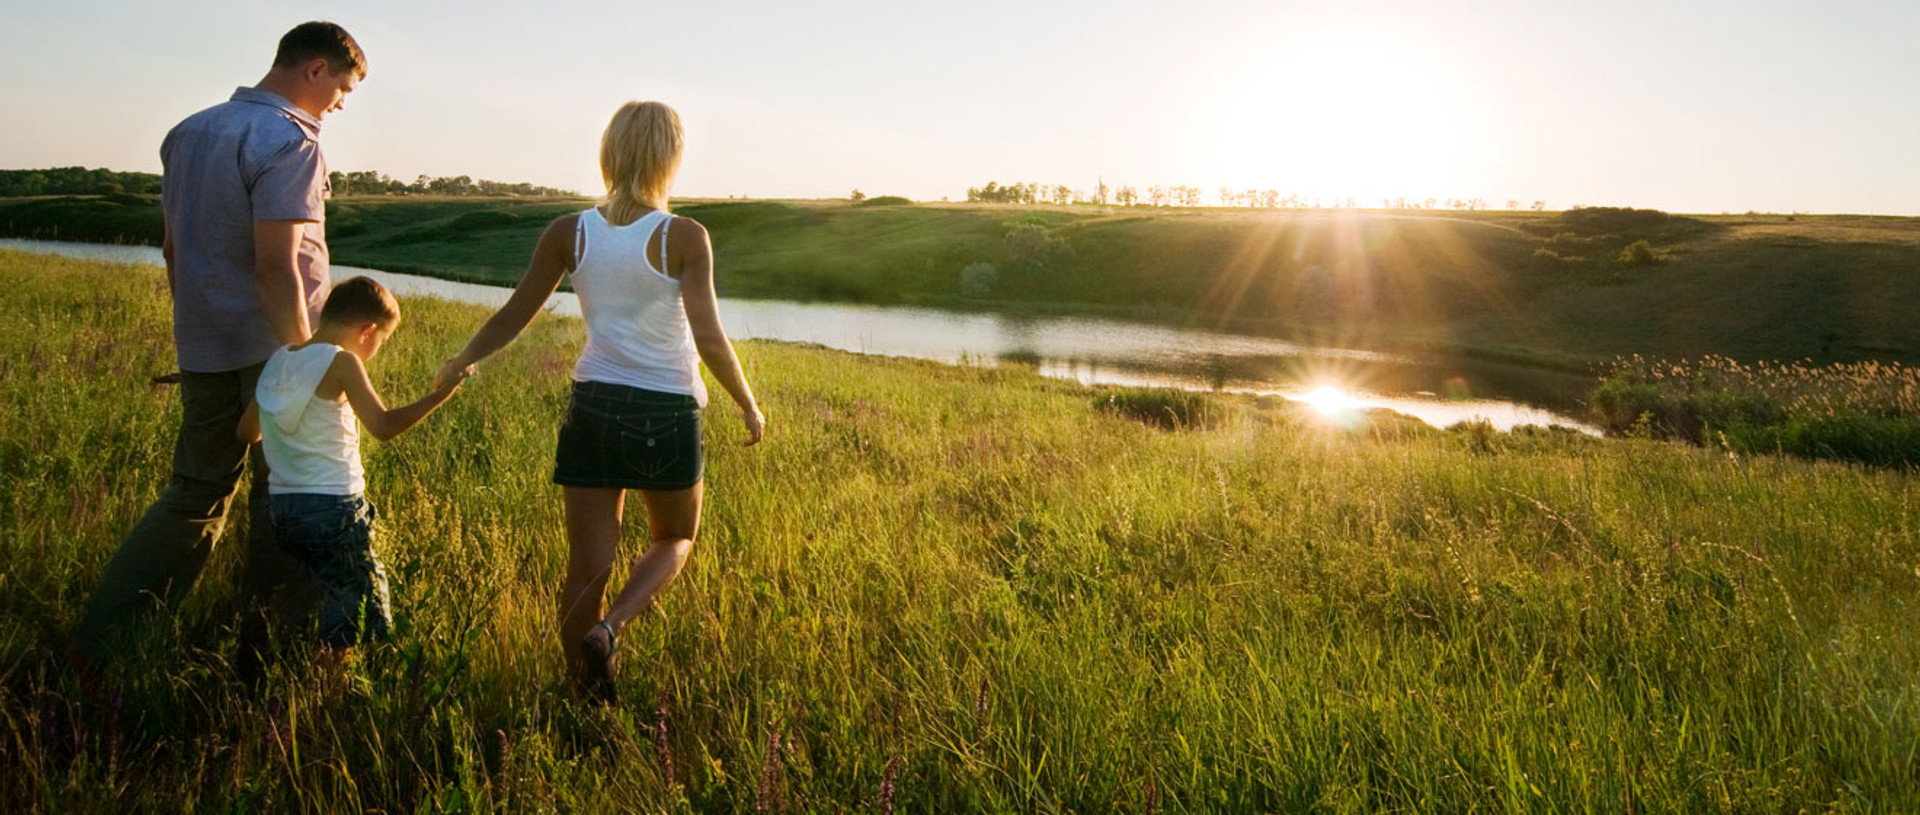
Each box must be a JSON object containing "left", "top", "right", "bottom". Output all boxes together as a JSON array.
[{"left": 569, "top": 208, "right": 708, "bottom": 406}]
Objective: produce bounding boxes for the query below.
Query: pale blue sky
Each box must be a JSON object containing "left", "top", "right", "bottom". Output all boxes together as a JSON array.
[{"left": 3, "top": 0, "right": 1917, "bottom": 213}]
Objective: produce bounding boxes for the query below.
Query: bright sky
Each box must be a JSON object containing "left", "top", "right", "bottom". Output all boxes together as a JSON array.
[{"left": 3, "top": 0, "right": 1918, "bottom": 214}]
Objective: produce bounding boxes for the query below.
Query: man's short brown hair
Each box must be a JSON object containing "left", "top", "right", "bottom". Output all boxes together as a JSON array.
[
  {"left": 274, "top": 21, "right": 367, "bottom": 78},
  {"left": 321, "top": 276, "right": 399, "bottom": 327}
]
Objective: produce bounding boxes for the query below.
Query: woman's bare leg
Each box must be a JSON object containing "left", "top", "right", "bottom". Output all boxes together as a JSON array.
[
  {"left": 599, "top": 481, "right": 702, "bottom": 639},
  {"left": 560, "top": 486, "right": 625, "bottom": 679}
]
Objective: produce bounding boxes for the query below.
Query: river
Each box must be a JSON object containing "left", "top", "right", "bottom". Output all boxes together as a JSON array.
[{"left": 2, "top": 238, "right": 1600, "bottom": 433}]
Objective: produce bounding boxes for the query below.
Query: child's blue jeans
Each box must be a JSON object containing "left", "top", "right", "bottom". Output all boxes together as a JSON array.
[{"left": 269, "top": 493, "right": 392, "bottom": 648}]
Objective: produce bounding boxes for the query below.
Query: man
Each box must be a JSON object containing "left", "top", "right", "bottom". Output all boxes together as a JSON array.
[{"left": 69, "top": 21, "right": 367, "bottom": 667}]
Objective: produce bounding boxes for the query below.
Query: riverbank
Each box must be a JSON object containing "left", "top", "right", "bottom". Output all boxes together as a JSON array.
[
  {"left": 5, "top": 194, "right": 1919, "bottom": 372},
  {"left": 3, "top": 252, "right": 1916, "bottom": 811},
  {"left": 0, "top": 241, "right": 1607, "bottom": 432}
]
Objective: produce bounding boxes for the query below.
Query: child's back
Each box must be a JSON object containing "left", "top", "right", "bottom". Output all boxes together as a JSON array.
[
  {"left": 237, "top": 276, "right": 470, "bottom": 653},
  {"left": 257, "top": 343, "right": 364, "bottom": 496}
]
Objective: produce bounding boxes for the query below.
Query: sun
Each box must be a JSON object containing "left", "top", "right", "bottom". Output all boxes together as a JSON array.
[
  {"left": 1207, "top": 30, "right": 1469, "bottom": 202},
  {"left": 1298, "top": 384, "right": 1358, "bottom": 416}
]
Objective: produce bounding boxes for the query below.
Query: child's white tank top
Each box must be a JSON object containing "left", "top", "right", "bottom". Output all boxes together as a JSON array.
[
  {"left": 256, "top": 343, "right": 365, "bottom": 496},
  {"left": 569, "top": 208, "right": 707, "bottom": 406}
]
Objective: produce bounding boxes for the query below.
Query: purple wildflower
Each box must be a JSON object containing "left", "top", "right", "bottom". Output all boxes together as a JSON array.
[
  {"left": 975, "top": 684, "right": 990, "bottom": 740},
  {"left": 757, "top": 729, "right": 783, "bottom": 813},
  {"left": 880, "top": 756, "right": 901, "bottom": 815},
  {"left": 106, "top": 684, "right": 124, "bottom": 769},
  {"left": 653, "top": 699, "right": 675, "bottom": 788}
]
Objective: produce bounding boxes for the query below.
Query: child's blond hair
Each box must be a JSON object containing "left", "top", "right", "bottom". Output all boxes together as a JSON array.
[{"left": 320, "top": 275, "right": 400, "bottom": 327}]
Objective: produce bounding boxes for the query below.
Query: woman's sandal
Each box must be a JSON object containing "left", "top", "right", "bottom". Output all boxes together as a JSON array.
[{"left": 578, "top": 620, "right": 618, "bottom": 703}]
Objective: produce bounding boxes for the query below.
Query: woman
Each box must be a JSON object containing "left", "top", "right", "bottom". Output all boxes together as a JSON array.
[{"left": 441, "top": 101, "right": 765, "bottom": 700}]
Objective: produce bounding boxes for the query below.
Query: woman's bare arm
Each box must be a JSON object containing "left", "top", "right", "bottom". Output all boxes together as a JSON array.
[
  {"left": 439, "top": 214, "right": 576, "bottom": 385},
  {"left": 674, "top": 218, "right": 764, "bottom": 445}
]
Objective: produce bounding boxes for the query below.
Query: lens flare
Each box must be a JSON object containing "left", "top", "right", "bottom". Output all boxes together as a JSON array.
[{"left": 1299, "top": 384, "right": 1356, "bottom": 416}]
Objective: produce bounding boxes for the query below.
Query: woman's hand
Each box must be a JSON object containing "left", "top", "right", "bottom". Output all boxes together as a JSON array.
[
  {"left": 434, "top": 356, "right": 474, "bottom": 394},
  {"left": 741, "top": 405, "right": 766, "bottom": 446}
]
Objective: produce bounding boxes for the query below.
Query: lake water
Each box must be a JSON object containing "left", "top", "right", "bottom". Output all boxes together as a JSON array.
[{"left": 2, "top": 238, "right": 1601, "bottom": 433}]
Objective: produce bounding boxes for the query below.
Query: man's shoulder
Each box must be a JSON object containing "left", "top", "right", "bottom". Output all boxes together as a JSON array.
[
  {"left": 163, "top": 101, "right": 233, "bottom": 149},
  {"left": 168, "top": 97, "right": 315, "bottom": 150}
]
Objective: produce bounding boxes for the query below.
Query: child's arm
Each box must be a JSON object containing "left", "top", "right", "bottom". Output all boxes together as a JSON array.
[
  {"left": 237, "top": 401, "right": 261, "bottom": 443},
  {"left": 330, "top": 351, "right": 466, "bottom": 442}
]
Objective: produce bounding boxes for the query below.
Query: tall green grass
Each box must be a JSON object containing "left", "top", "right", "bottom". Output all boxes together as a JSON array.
[
  {"left": 1, "top": 249, "right": 1916, "bottom": 812},
  {"left": 1593, "top": 354, "right": 1920, "bottom": 467}
]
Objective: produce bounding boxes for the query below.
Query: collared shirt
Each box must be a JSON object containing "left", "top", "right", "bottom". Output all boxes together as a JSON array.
[{"left": 161, "top": 86, "right": 332, "bottom": 373}]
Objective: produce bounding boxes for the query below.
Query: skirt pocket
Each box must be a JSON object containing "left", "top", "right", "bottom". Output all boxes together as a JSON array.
[{"left": 615, "top": 413, "right": 694, "bottom": 479}]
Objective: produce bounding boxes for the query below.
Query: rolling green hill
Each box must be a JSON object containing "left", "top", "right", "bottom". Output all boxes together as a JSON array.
[{"left": 6, "top": 193, "right": 1918, "bottom": 368}]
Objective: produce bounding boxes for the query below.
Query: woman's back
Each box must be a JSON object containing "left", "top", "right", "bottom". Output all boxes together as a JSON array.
[{"left": 569, "top": 207, "right": 707, "bottom": 406}]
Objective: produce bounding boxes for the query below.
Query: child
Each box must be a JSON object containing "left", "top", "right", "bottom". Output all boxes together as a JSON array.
[{"left": 239, "top": 276, "right": 471, "bottom": 654}]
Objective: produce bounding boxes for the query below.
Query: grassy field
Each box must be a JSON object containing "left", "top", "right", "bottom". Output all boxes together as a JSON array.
[
  {"left": 6, "top": 194, "right": 1920, "bottom": 370},
  {"left": 1593, "top": 355, "right": 1920, "bottom": 468},
  {"left": 2, "top": 250, "right": 1916, "bottom": 812}
]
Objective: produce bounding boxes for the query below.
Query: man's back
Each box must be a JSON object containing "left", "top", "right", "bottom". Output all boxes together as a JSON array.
[
  {"left": 161, "top": 86, "right": 331, "bottom": 374},
  {"left": 69, "top": 20, "right": 366, "bottom": 675}
]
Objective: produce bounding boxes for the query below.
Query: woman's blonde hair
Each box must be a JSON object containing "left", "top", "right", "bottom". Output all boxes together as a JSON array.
[{"left": 599, "top": 101, "right": 685, "bottom": 224}]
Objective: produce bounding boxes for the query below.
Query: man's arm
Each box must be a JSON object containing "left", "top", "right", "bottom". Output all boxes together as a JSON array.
[
  {"left": 253, "top": 220, "right": 313, "bottom": 345},
  {"left": 162, "top": 213, "right": 176, "bottom": 295}
]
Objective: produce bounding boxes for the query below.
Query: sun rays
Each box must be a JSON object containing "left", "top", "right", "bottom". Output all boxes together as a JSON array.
[{"left": 1205, "top": 29, "right": 1470, "bottom": 203}]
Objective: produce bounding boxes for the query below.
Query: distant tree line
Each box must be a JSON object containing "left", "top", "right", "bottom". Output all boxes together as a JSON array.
[
  {"left": 0, "top": 167, "right": 575, "bottom": 199},
  {"left": 0, "top": 167, "right": 161, "bottom": 196},
  {"left": 326, "top": 170, "right": 577, "bottom": 197},
  {"left": 966, "top": 181, "right": 1044, "bottom": 205},
  {"left": 967, "top": 178, "right": 1550, "bottom": 212}
]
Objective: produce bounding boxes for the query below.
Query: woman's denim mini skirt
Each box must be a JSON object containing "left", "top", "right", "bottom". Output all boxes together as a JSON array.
[{"left": 553, "top": 380, "right": 703, "bottom": 490}]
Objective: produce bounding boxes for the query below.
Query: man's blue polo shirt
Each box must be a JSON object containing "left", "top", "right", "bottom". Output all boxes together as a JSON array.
[{"left": 160, "top": 86, "right": 331, "bottom": 373}]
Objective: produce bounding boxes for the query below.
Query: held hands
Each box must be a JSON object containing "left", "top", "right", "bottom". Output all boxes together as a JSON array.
[{"left": 434, "top": 357, "right": 476, "bottom": 395}]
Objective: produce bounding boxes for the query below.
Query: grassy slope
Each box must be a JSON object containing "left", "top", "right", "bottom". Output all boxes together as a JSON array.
[
  {"left": 1492, "top": 214, "right": 1920, "bottom": 364},
  {"left": 5, "top": 194, "right": 1920, "bottom": 368},
  {"left": 2, "top": 250, "right": 1916, "bottom": 812}
]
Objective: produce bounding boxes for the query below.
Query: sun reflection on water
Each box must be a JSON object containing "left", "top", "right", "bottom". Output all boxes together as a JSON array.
[{"left": 1299, "top": 385, "right": 1358, "bottom": 416}]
